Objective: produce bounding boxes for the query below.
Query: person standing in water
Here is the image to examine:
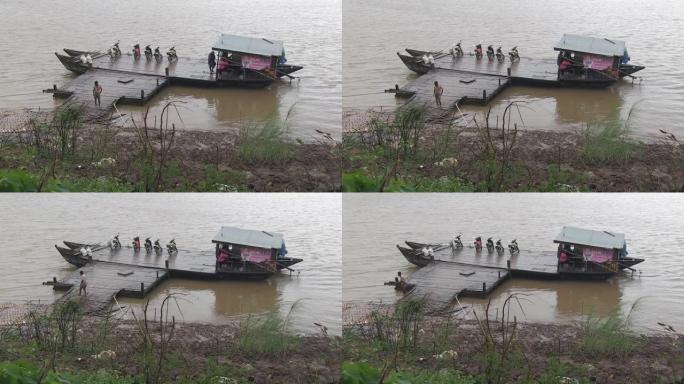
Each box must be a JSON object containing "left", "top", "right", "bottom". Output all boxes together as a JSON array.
[
  {"left": 93, "top": 81, "right": 102, "bottom": 107},
  {"left": 78, "top": 270, "right": 87, "bottom": 296},
  {"left": 433, "top": 81, "right": 443, "bottom": 107},
  {"left": 208, "top": 51, "right": 216, "bottom": 73}
]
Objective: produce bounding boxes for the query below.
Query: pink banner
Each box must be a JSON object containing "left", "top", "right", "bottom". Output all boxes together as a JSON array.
[
  {"left": 241, "top": 55, "right": 271, "bottom": 70},
  {"left": 583, "top": 247, "right": 613, "bottom": 263},
  {"left": 583, "top": 54, "right": 614, "bottom": 70},
  {"left": 241, "top": 247, "right": 271, "bottom": 263}
]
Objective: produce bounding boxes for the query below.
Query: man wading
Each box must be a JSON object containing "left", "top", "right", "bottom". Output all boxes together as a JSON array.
[
  {"left": 93, "top": 81, "right": 102, "bottom": 107},
  {"left": 78, "top": 270, "right": 87, "bottom": 296},
  {"left": 433, "top": 81, "right": 443, "bottom": 107}
]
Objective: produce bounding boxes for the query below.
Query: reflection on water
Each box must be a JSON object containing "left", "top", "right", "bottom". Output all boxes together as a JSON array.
[
  {"left": 0, "top": 194, "right": 342, "bottom": 335},
  {"left": 343, "top": 193, "right": 684, "bottom": 332},
  {"left": 118, "top": 86, "right": 281, "bottom": 132},
  {"left": 118, "top": 278, "right": 281, "bottom": 322},
  {"left": 344, "top": 0, "right": 684, "bottom": 137},
  {"left": 0, "top": 0, "right": 341, "bottom": 140}
]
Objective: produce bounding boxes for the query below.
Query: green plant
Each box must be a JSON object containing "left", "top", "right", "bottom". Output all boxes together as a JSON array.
[
  {"left": 342, "top": 362, "right": 476, "bottom": 384},
  {"left": 0, "top": 360, "right": 69, "bottom": 384},
  {"left": 237, "top": 120, "right": 296, "bottom": 165},
  {"left": 580, "top": 301, "right": 641, "bottom": 357},
  {"left": 238, "top": 309, "right": 299, "bottom": 357},
  {"left": 579, "top": 119, "right": 642, "bottom": 166}
]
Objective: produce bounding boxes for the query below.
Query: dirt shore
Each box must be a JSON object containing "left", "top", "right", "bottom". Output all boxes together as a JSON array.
[
  {"left": 343, "top": 115, "right": 684, "bottom": 192},
  {"left": 343, "top": 314, "right": 684, "bottom": 383},
  {"left": 1, "top": 315, "right": 340, "bottom": 383},
  {"left": 0, "top": 109, "right": 341, "bottom": 192}
]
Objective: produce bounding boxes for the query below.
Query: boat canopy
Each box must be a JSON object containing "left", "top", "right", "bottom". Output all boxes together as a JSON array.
[
  {"left": 553, "top": 226, "right": 625, "bottom": 250},
  {"left": 554, "top": 34, "right": 626, "bottom": 57},
  {"left": 212, "top": 33, "right": 284, "bottom": 57},
  {"left": 212, "top": 226, "right": 284, "bottom": 249}
]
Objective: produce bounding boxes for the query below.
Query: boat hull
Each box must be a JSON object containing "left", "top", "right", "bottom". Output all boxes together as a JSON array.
[
  {"left": 276, "top": 64, "right": 303, "bottom": 77},
  {"left": 55, "top": 245, "right": 90, "bottom": 267},
  {"left": 55, "top": 52, "right": 89, "bottom": 74},
  {"left": 619, "top": 64, "right": 645, "bottom": 77},
  {"left": 397, "top": 245, "right": 433, "bottom": 267},
  {"left": 397, "top": 52, "right": 432, "bottom": 75}
]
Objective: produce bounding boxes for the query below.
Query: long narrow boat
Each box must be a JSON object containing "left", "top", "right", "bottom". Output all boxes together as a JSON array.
[
  {"left": 63, "top": 48, "right": 100, "bottom": 57},
  {"left": 54, "top": 52, "right": 89, "bottom": 74},
  {"left": 397, "top": 53, "right": 432, "bottom": 75},
  {"left": 55, "top": 245, "right": 90, "bottom": 267},
  {"left": 396, "top": 245, "right": 433, "bottom": 267},
  {"left": 404, "top": 241, "right": 450, "bottom": 252},
  {"left": 405, "top": 48, "right": 440, "bottom": 57}
]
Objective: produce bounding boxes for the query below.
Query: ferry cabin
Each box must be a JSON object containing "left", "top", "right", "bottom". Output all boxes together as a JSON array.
[
  {"left": 212, "top": 226, "right": 287, "bottom": 277},
  {"left": 554, "top": 34, "right": 628, "bottom": 85},
  {"left": 553, "top": 226, "right": 627, "bottom": 277},
  {"left": 211, "top": 33, "right": 284, "bottom": 86}
]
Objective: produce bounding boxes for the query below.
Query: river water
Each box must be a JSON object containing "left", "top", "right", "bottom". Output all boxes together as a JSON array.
[
  {"left": 0, "top": 0, "right": 341, "bottom": 141},
  {"left": 344, "top": 0, "right": 684, "bottom": 139},
  {"left": 343, "top": 194, "right": 684, "bottom": 333},
  {"left": 0, "top": 194, "right": 341, "bottom": 335}
]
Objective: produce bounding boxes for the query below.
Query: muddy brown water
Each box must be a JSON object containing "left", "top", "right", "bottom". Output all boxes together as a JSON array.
[
  {"left": 0, "top": 0, "right": 341, "bottom": 141},
  {"left": 344, "top": 0, "right": 684, "bottom": 140},
  {"left": 0, "top": 194, "right": 341, "bottom": 335},
  {"left": 343, "top": 194, "right": 684, "bottom": 333}
]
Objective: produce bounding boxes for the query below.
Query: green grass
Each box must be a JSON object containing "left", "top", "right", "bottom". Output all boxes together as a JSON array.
[
  {"left": 238, "top": 310, "right": 299, "bottom": 357},
  {"left": 342, "top": 362, "right": 476, "bottom": 384},
  {"left": 237, "top": 121, "right": 297, "bottom": 165},
  {"left": 342, "top": 171, "right": 475, "bottom": 192},
  {"left": 579, "top": 121, "right": 642, "bottom": 166},
  {"left": 580, "top": 304, "right": 641, "bottom": 357}
]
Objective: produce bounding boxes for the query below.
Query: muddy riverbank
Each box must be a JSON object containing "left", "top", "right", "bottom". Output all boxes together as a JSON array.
[
  {"left": 1, "top": 109, "right": 341, "bottom": 192},
  {"left": 343, "top": 304, "right": 684, "bottom": 383},
  {"left": 0, "top": 304, "right": 340, "bottom": 383},
  {"left": 343, "top": 109, "right": 684, "bottom": 192}
]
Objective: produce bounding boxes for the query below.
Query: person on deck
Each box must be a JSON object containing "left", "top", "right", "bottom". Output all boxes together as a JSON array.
[
  {"left": 93, "top": 81, "right": 102, "bottom": 107},
  {"left": 558, "top": 58, "right": 573, "bottom": 78},
  {"left": 433, "top": 81, "right": 443, "bottom": 107},
  {"left": 397, "top": 271, "right": 407, "bottom": 292},
  {"left": 78, "top": 270, "right": 87, "bottom": 296},
  {"left": 208, "top": 51, "right": 216, "bottom": 73},
  {"left": 85, "top": 246, "right": 93, "bottom": 259},
  {"left": 217, "top": 55, "right": 229, "bottom": 79}
]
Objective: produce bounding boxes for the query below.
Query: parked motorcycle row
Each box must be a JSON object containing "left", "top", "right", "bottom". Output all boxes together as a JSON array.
[
  {"left": 109, "top": 41, "right": 177, "bottom": 63},
  {"left": 109, "top": 233, "right": 177, "bottom": 255},
  {"left": 463, "top": 234, "right": 520, "bottom": 255},
  {"left": 467, "top": 43, "right": 520, "bottom": 63}
]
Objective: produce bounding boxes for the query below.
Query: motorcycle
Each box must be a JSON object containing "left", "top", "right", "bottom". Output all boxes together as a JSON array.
[
  {"left": 144, "top": 237, "right": 153, "bottom": 253},
  {"left": 167, "top": 46, "right": 177, "bottom": 62},
  {"left": 495, "top": 46, "right": 505, "bottom": 63},
  {"left": 451, "top": 41, "right": 464, "bottom": 57},
  {"left": 132, "top": 44, "right": 141, "bottom": 60},
  {"left": 474, "top": 236, "right": 483, "bottom": 251},
  {"left": 508, "top": 239, "right": 519, "bottom": 254},
  {"left": 474, "top": 44, "right": 483, "bottom": 60},
  {"left": 110, "top": 234, "right": 121, "bottom": 249},
  {"left": 109, "top": 41, "right": 121, "bottom": 58},
  {"left": 154, "top": 47, "right": 163, "bottom": 63},
  {"left": 495, "top": 239, "right": 505, "bottom": 255},
  {"left": 486, "top": 237, "right": 494, "bottom": 253},
  {"left": 166, "top": 238, "right": 177, "bottom": 254},
  {"left": 486, "top": 45, "right": 495, "bottom": 61},
  {"left": 153, "top": 239, "right": 163, "bottom": 254},
  {"left": 144, "top": 45, "right": 153, "bottom": 61},
  {"left": 451, "top": 233, "right": 463, "bottom": 249},
  {"left": 508, "top": 46, "right": 520, "bottom": 62},
  {"left": 132, "top": 236, "right": 141, "bottom": 251}
]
